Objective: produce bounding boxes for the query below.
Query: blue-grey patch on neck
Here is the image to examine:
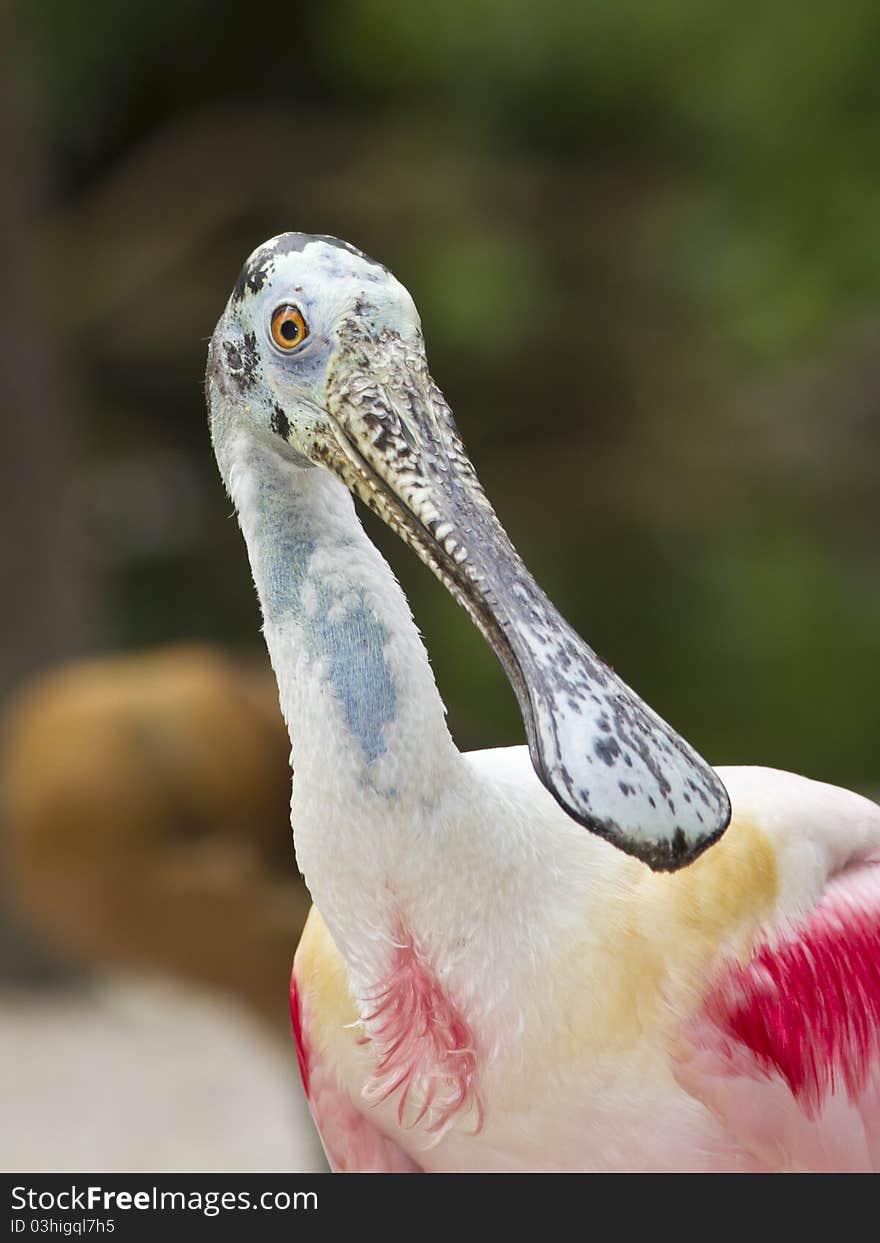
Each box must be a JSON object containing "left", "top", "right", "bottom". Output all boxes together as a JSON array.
[
  {"left": 306, "top": 582, "right": 397, "bottom": 765},
  {"left": 253, "top": 471, "right": 396, "bottom": 765}
]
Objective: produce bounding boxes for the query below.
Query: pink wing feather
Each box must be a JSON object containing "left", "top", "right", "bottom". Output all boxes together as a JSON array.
[{"left": 677, "top": 860, "right": 880, "bottom": 1171}]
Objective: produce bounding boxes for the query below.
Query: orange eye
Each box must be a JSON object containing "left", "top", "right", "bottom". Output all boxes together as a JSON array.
[{"left": 271, "top": 304, "right": 308, "bottom": 350}]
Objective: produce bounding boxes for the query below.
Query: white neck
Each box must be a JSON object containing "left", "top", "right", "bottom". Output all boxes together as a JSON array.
[{"left": 223, "top": 433, "right": 467, "bottom": 950}]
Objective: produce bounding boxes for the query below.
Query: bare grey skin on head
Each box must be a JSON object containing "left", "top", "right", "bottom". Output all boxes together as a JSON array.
[{"left": 206, "top": 231, "right": 731, "bottom": 871}]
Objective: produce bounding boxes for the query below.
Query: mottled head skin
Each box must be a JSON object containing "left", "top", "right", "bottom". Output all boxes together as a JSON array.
[{"left": 206, "top": 232, "right": 731, "bottom": 870}]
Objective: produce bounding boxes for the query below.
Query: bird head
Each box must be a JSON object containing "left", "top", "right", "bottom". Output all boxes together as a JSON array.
[{"left": 206, "top": 232, "right": 730, "bottom": 871}]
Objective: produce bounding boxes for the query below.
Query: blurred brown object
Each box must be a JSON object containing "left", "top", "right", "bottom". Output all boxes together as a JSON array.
[{"left": 0, "top": 644, "right": 309, "bottom": 1038}]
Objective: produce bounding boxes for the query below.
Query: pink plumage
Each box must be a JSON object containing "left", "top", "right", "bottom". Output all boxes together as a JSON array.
[
  {"left": 677, "top": 859, "right": 880, "bottom": 1171},
  {"left": 358, "top": 923, "right": 483, "bottom": 1135},
  {"left": 707, "top": 863, "right": 880, "bottom": 1112},
  {"left": 295, "top": 855, "right": 880, "bottom": 1171},
  {"left": 289, "top": 972, "right": 310, "bottom": 1098}
]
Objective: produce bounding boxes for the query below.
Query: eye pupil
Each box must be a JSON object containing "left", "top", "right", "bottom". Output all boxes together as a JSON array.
[{"left": 280, "top": 319, "right": 299, "bottom": 341}]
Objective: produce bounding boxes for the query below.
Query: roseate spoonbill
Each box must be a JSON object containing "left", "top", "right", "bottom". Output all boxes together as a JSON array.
[{"left": 206, "top": 233, "right": 880, "bottom": 1172}]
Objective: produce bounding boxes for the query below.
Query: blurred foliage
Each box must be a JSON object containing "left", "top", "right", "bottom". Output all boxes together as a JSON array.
[{"left": 7, "top": 0, "right": 880, "bottom": 788}]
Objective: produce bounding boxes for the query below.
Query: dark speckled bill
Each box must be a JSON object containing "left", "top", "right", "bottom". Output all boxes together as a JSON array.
[{"left": 323, "top": 306, "right": 732, "bottom": 870}]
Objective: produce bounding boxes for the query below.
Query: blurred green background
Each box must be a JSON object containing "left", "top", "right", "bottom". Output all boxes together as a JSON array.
[{"left": 5, "top": 0, "right": 879, "bottom": 792}]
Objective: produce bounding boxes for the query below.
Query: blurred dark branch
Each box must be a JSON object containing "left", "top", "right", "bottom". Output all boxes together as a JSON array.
[{"left": 0, "top": 15, "right": 99, "bottom": 707}]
